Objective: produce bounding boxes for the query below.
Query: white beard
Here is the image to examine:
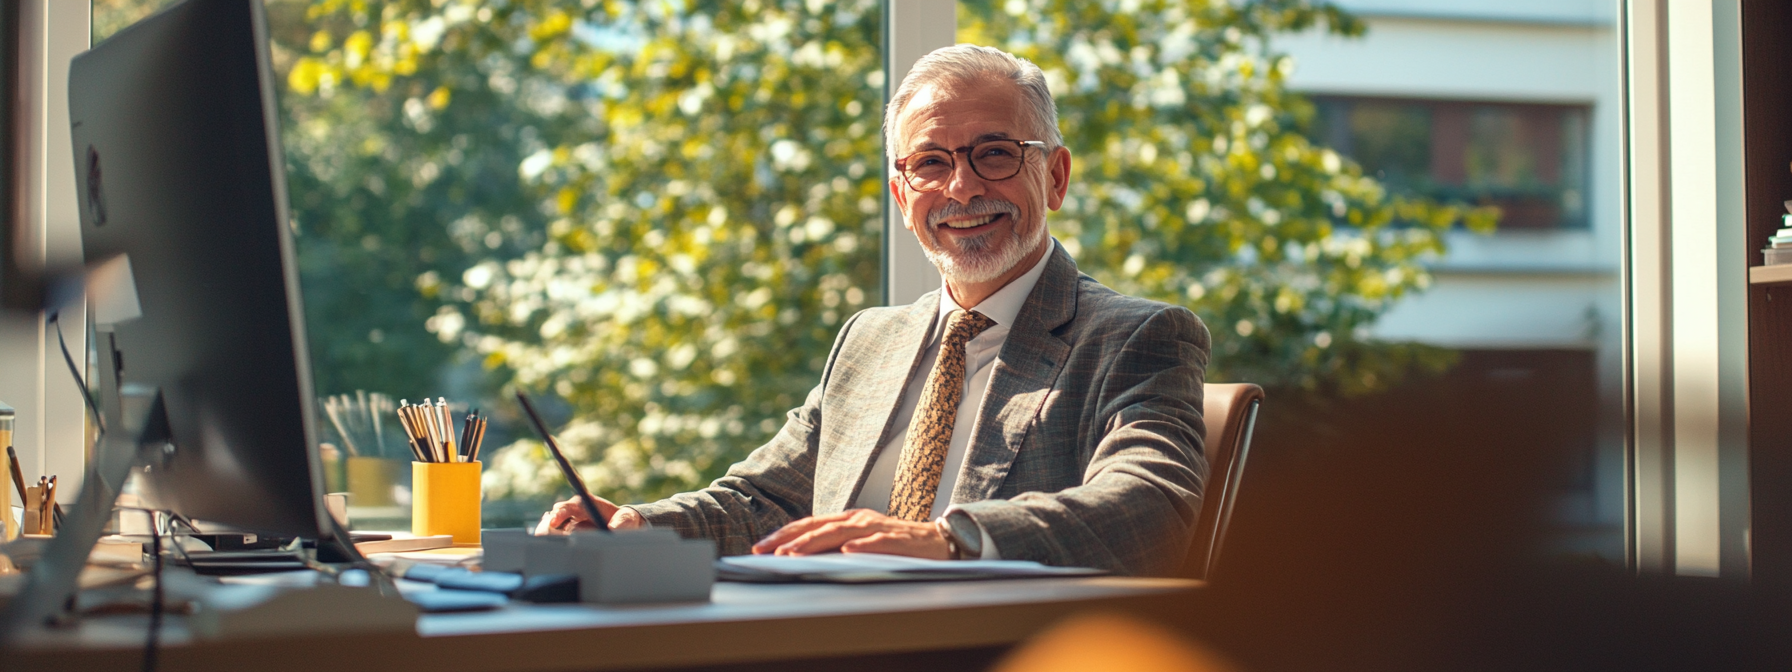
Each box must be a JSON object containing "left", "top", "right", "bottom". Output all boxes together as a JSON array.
[{"left": 922, "top": 214, "right": 1048, "bottom": 286}]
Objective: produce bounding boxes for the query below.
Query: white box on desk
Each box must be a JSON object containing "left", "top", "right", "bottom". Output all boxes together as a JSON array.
[
  {"left": 482, "top": 528, "right": 529, "bottom": 573},
  {"left": 568, "top": 529, "right": 714, "bottom": 604},
  {"left": 523, "top": 533, "right": 575, "bottom": 576}
]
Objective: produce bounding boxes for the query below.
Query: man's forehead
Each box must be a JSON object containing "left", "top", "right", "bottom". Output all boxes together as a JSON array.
[{"left": 896, "top": 79, "right": 1027, "bottom": 151}]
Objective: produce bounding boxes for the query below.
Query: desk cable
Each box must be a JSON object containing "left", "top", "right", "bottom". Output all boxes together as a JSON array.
[
  {"left": 48, "top": 311, "right": 104, "bottom": 435},
  {"left": 143, "top": 512, "right": 165, "bottom": 672}
]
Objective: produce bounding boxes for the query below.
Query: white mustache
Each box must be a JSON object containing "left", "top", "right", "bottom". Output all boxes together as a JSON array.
[{"left": 927, "top": 198, "right": 1019, "bottom": 227}]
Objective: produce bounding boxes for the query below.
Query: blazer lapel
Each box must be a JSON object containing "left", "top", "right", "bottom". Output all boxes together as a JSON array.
[
  {"left": 951, "top": 243, "right": 1079, "bottom": 504},
  {"left": 814, "top": 292, "right": 940, "bottom": 514}
]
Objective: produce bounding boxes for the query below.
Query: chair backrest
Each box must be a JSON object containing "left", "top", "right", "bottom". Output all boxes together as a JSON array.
[{"left": 1181, "top": 382, "right": 1264, "bottom": 580}]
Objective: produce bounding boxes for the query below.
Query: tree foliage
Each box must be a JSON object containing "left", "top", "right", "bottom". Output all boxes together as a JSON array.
[
  {"left": 275, "top": 0, "right": 885, "bottom": 503},
  {"left": 101, "top": 0, "right": 1495, "bottom": 507}
]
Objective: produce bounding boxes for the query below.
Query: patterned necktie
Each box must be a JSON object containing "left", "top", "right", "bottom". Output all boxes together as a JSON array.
[{"left": 888, "top": 309, "right": 997, "bottom": 522}]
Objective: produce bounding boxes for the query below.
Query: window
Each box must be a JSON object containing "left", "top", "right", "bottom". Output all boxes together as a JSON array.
[
  {"left": 94, "top": 0, "right": 889, "bottom": 529},
  {"left": 1312, "top": 96, "right": 1592, "bottom": 229}
]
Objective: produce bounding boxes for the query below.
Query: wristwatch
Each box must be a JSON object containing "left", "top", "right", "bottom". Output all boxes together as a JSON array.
[{"left": 935, "top": 511, "right": 983, "bottom": 560}]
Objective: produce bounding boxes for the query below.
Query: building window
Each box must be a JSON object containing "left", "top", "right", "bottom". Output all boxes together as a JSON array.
[{"left": 1312, "top": 96, "right": 1591, "bottom": 230}]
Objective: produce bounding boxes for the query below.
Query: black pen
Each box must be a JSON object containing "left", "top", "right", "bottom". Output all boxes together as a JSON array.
[{"left": 516, "top": 392, "right": 610, "bottom": 532}]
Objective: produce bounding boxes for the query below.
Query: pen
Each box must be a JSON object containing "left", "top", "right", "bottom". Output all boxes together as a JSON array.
[
  {"left": 37, "top": 476, "right": 47, "bottom": 534},
  {"left": 469, "top": 417, "right": 487, "bottom": 462},
  {"left": 45, "top": 475, "right": 57, "bottom": 533},
  {"left": 419, "top": 404, "right": 442, "bottom": 462},
  {"left": 436, "top": 399, "right": 457, "bottom": 463},
  {"left": 517, "top": 391, "right": 610, "bottom": 532},
  {"left": 396, "top": 404, "right": 419, "bottom": 461},
  {"left": 465, "top": 410, "right": 480, "bottom": 462}
]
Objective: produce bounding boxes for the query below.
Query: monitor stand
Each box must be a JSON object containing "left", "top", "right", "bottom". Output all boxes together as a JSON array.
[{"left": 0, "top": 384, "right": 170, "bottom": 642}]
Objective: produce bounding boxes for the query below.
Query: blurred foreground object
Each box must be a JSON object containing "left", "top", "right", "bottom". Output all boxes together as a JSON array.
[{"left": 992, "top": 611, "right": 1242, "bottom": 672}]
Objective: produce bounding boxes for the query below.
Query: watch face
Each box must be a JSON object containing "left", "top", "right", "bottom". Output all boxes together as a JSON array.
[{"left": 947, "top": 514, "right": 983, "bottom": 558}]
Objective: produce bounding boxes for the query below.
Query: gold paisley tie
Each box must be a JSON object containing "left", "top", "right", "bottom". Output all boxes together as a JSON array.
[{"left": 888, "top": 309, "right": 996, "bottom": 522}]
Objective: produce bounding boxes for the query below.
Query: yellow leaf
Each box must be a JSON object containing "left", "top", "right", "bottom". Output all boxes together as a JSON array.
[
  {"left": 345, "top": 30, "right": 373, "bottom": 63},
  {"left": 427, "top": 86, "right": 451, "bottom": 110},
  {"left": 530, "top": 11, "right": 573, "bottom": 41},
  {"left": 287, "top": 58, "right": 324, "bottom": 95}
]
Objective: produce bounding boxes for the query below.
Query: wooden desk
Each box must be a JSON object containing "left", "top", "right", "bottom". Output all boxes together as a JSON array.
[{"left": 11, "top": 576, "right": 1198, "bottom": 671}]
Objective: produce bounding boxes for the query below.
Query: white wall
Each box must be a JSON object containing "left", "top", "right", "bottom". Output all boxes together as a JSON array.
[{"left": 2, "top": 1, "right": 90, "bottom": 510}]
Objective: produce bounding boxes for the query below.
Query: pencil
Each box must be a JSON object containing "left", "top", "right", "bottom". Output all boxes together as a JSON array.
[
  {"left": 470, "top": 417, "right": 487, "bottom": 462},
  {"left": 6, "top": 446, "right": 26, "bottom": 515},
  {"left": 396, "top": 404, "right": 427, "bottom": 462},
  {"left": 371, "top": 393, "right": 388, "bottom": 457},
  {"left": 407, "top": 403, "right": 432, "bottom": 462},
  {"left": 323, "top": 398, "right": 359, "bottom": 457}
]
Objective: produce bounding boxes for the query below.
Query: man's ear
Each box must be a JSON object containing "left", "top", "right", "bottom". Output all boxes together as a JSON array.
[
  {"left": 889, "top": 177, "right": 916, "bottom": 231},
  {"left": 1046, "top": 146, "right": 1071, "bottom": 211}
]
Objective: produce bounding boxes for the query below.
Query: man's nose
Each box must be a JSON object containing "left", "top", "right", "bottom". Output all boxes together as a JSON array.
[{"left": 942, "top": 156, "right": 987, "bottom": 203}]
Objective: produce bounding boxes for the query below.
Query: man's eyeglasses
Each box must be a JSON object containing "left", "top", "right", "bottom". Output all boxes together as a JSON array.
[{"left": 894, "top": 139, "right": 1048, "bottom": 192}]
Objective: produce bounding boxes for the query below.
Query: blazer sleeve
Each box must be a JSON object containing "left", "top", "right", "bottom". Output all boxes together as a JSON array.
[
  {"left": 624, "top": 312, "right": 862, "bottom": 555},
  {"left": 952, "top": 305, "right": 1210, "bottom": 576}
]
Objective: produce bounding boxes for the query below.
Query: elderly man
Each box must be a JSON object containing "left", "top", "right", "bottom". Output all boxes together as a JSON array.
[{"left": 538, "top": 44, "right": 1209, "bottom": 576}]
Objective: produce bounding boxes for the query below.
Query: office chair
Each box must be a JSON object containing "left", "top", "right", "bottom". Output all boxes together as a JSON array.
[{"left": 1181, "top": 382, "right": 1265, "bottom": 581}]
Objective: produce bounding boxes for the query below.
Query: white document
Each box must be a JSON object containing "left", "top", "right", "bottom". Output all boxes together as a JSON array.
[{"left": 716, "top": 552, "right": 1104, "bottom": 583}]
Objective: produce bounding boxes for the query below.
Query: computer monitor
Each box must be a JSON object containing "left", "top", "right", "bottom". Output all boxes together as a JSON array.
[
  {"left": 69, "top": 0, "right": 330, "bottom": 539},
  {"left": 1, "top": 2, "right": 31, "bottom": 312}
]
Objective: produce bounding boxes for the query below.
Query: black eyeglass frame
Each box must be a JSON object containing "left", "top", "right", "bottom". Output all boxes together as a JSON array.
[{"left": 893, "top": 139, "right": 1050, "bottom": 192}]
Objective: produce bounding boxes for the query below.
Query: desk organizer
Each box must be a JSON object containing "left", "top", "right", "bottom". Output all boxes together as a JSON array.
[
  {"left": 412, "top": 461, "right": 481, "bottom": 544},
  {"left": 569, "top": 530, "right": 715, "bottom": 604}
]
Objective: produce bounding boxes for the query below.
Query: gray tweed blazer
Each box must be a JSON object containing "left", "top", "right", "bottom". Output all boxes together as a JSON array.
[{"left": 630, "top": 241, "right": 1210, "bottom": 576}]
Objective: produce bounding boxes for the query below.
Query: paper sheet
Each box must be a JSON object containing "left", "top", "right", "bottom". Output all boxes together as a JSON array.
[{"left": 717, "top": 552, "right": 1104, "bottom": 582}]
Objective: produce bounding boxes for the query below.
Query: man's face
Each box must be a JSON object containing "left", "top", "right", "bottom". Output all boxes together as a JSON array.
[{"left": 889, "top": 79, "right": 1070, "bottom": 290}]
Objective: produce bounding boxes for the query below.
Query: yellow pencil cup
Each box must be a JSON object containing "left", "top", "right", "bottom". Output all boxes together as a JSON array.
[{"left": 412, "top": 461, "right": 481, "bottom": 544}]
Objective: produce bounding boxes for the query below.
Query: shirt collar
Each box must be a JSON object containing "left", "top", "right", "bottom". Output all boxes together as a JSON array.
[{"left": 936, "top": 240, "right": 1056, "bottom": 334}]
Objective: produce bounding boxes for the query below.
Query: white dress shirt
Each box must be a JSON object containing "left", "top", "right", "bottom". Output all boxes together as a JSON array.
[{"left": 850, "top": 247, "right": 1055, "bottom": 557}]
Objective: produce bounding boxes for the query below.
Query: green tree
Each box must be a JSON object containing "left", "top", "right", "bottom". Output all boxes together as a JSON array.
[
  {"left": 276, "top": 0, "right": 885, "bottom": 505},
  {"left": 101, "top": 0, "right": 1494, "bottom": 507}
]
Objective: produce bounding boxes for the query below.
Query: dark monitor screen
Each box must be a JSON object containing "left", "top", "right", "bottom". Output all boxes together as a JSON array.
[
  {"left": 1, "top": 2, "right": 28, "bottom": 312},
  {"left": 69, "top": 0, "right": 329, "bottom": 538}
]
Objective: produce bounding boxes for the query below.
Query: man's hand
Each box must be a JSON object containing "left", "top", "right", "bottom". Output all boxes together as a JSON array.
[
  {"left": 533, "top": 496, "right": 646, "bottom": 535},
  {"left": 751, "top": 509, "right": 951, "bottom": 559}
]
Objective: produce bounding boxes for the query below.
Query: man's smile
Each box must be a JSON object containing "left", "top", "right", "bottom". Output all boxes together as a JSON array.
[{"left": 939, "top": 212, "right": 1007, "bottom": 231}]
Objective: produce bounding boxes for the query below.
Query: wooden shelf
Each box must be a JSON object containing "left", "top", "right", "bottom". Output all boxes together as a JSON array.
[{"left": 1750, "top": 264, "right": 1792, "bottom": 284}]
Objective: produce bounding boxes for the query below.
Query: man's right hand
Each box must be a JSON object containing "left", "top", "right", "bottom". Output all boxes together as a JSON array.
[{"left": 533, "top": 495, "right": 646, "bottom": 535}]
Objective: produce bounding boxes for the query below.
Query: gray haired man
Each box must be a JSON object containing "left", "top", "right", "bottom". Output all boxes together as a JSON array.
[{"left": 541, "top": 45, "right": 1209, "bottom": 576}]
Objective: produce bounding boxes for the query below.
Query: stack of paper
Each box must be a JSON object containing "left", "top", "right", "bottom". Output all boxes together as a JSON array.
[
  {"left": 1766, "top": 202, "right": 1792, "bottom": 265},
  {"left": 368, "top": 546, "right": 482, "bottom": 568},
  {"left": 716, "top": 553, "right": 1104, "bottom": 583}
]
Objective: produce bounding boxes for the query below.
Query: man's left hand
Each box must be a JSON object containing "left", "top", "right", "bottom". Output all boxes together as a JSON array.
[{"left": 751, "top": 509, "right": 951, "bottom": 559}]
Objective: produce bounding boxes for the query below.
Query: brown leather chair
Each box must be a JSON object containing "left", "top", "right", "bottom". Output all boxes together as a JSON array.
[{"left": 1180, "top": 382, "right": 1265, "bottom": 580}]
